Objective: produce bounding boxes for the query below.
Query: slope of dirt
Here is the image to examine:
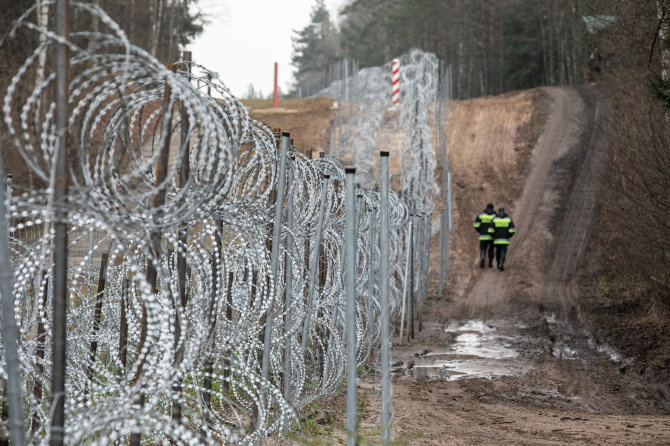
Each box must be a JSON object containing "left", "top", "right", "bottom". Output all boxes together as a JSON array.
[
  {"left": 388, "top": 86, "right": 670, "bottom": 445},
  {"left": 243, "top": 97, "right": 337, "bottom": 156}
]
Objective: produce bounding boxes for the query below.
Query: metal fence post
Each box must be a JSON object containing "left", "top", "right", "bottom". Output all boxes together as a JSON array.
[
  {"left": 439, "top": 208, "right": 447, "bottom": 295},
  {"left": 173, "top": 50, "right": 192, "bottom": 426},
  {"left": 416, "top": 214, "right": 425, "bottom": 332},
  {"left": 447, "top": 165, "right": 453, "bottom": 232},
  {"left": 366, "top": 206, "right": 375, "bottom": 359},
  {"left": 300, "top": 174, "right": 330, "bottom": 360},
  {"left": 283, "top": 154, "right": 295, "bottom": 428},
  {"left": 379, "top": 152, "right": 391, "bottom": 444},
  {"left": 344, "top": 167, "right": 357, "bottom": 446},
  {"left": 408, "top": 214, "right": 415, "bottom": 340},
  {"left": 52, "top": 0, "right": 70, "bottom": 443},
  {"left": 260, "top": 132, "right": 290, "bottom": 393},
  {"left": 0, "top": 145, "right": 25, "bottom": 446},
  {"left": 399, "top": 217, "right": 413, "bottom": 344}
]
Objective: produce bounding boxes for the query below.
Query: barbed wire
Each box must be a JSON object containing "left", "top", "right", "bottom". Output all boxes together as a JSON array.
[{"left": 0, "top": 3, "right": 424, "bottom": 444}]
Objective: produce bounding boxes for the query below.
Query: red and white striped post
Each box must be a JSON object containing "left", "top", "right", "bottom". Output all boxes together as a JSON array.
[
  {"left": 274, "top": 62, "right": 279, "bottom": 108},
  {"left": 391, "top": 58, "right": 400, "bottom": 106}
]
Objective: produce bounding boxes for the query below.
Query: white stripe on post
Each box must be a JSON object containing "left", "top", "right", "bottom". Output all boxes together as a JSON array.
[{"left": 392, "top": 58, "right": 400, "bottom": 106}]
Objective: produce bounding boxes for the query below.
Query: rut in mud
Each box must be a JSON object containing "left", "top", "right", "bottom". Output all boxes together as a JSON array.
[{"left": 388, "top": 86, "right": 670, "bottom": 445}]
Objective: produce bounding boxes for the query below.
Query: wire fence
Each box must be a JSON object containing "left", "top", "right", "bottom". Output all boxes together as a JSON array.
[{"left": 0, "top": 2, "right": 452, "bottom": 444}]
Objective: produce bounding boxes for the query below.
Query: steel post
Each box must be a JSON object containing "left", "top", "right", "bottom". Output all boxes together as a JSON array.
[
  {"left": 6, "top": 175, "right": 11, "bottom": 236},
  {"left": 300, "top": 174, "right": 330, "bottom": 360},
  {"left": 408, "top": 214, "right": 415, "bottom": 341},
  {"left": 366, "top": 207, "right": 375, "bottom": 359},
  {"left": 51, "top": 0, "right": 69, "bottom": 443},
  {"left": 379, "top": 152, "right": 391, "bottom": 444},
  {"left": 439, "top": 209, "right": 447, "bottom": 295},
  {"left": 344, "top": 167, "right": 357, "bottom": 446},
  {"left": 260, "top": 132, "right": 290, "bottom": 389},
  {"left": 418, "top": 214, "right": 424, "bottom": 332},
  {"left": 399, "top": 217, "right": 413, "bottom": 344},
  {"left": 173, "top": 50, "right": 191, "bottom": 425},
  {"left": 283, "top": 155, "right": 295, "bottom": 424},
  {"left": 0, "top": 146, "right": 25, "bottom": 446},
  {"left": 447, "top": 166, "right": 453, "bottom": 231}
]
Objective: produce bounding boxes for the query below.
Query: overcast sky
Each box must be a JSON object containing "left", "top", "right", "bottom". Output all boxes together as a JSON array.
[{"left": 189, "top": 0, "right": 346, "bottom": 98}]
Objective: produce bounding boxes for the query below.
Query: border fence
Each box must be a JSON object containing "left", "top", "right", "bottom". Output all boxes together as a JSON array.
[{"left": 0, "top": 2, "right": 453, "bottom": 444}]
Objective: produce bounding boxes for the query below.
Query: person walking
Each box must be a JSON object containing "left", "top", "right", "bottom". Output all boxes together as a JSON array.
[
  {"left": 473, "top": 203, "right": 496, "bottom": 268},
  {"left": 489, "top": 207, "right": 515, "bottom": 271}
]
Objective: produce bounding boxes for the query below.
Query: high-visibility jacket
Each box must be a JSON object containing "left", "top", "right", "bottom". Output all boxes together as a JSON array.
[
  {"left": 473, "top": 210, "right": 496, "bottom": 241},
  {"left": 489, "top": 213, "right": 516, "bottom": 245}
]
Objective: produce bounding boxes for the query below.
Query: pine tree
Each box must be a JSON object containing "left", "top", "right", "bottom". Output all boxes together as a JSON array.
[{"left": 291, "top": 0, "right": 340, "bottom": 93}]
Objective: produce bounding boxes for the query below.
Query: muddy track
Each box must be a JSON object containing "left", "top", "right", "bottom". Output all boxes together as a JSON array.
[{"left": 388, "top": 87, "right": 670, "bottom": 445}]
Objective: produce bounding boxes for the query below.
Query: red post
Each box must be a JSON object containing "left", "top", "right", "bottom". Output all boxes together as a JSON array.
[{"left": 274, "top": 62, "right": 279, "bottom": 108}]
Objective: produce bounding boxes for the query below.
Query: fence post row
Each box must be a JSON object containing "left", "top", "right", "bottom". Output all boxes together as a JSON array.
[{"left": 0, "top": 6, "right": 459, "bottom": 440}]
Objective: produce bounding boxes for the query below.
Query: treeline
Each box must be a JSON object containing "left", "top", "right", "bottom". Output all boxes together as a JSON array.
[
  {"left": 567, "top": 0, "right": 670, "bottom": 377},
  {"left": 595, "top": 0, "right": 670, "bottom": 291},
  {"left": 292, "top": 0, "right": 601, "bottom": 98},
  {"left": 1, "top": 0, "right": 202, "bottom": 97}
]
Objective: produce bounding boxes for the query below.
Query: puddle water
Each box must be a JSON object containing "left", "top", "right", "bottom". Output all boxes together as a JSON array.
[
  {"left": 544, "top": 313, "right": 630, "bottom": 364},
  {"left": 399, "top": 320, "right": 532, "bottom": 381},
  {"left": 393, "top": 315, "right": 630, "bottom": 382}
]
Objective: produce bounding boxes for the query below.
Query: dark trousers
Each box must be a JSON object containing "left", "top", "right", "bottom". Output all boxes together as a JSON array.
[
  {"left": 479, "top": 239, "right": 494, "bottom": 262},
  {"left": 495, "top": 244, "right": 508, "bottom": 267}
]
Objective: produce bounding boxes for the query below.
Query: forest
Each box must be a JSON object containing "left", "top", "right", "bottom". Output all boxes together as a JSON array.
[
  {"left": 294, "top": 0, "right": 619, "bottom": 98},
  {"left": 1, "top": 0, "right": 202, "bottom": 92},
  {"left": 0, "top": 0, "right": 203, "bottom": 189},
  {"left": 292, "top": 0, "right": 670, "bottom": 337}
]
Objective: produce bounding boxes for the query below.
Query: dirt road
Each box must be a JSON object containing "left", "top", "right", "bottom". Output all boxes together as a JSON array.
[{"left": 388, "top": 87, "right": 670, "bottom": 445}]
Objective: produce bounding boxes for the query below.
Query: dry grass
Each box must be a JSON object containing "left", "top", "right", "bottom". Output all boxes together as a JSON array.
[{"left": 243, "top": 97, "right": 338, "bottom": 157}]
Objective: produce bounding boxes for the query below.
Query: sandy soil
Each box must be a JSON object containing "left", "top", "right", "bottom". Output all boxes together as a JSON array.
[
  {"left": 245, "top": 97, "right": 337, "bottom": 156},
  {"left": 387, "top": 87, "right": 670, "bottom": 445},
  {"left": 270, "top": 87, "right": 670, "bottom": 445}
]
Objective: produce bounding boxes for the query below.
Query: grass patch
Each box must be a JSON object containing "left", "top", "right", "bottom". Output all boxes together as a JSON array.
[{"left": 531, "top": 92, "right": 550, "bottom": 138}]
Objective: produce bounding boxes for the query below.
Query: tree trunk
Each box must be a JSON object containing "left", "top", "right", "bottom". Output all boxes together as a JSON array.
[
  {"left": 457, "top": 40, "right": 464, "bottom": 99},
  {"left": 548, "top": 1, "right": 556, "bottom": 85},
  {"left": 559, "top": 5, "right": 567, "bottom": 84},
  {"left": 659, "top": 0, "right": 670, "bottom": 81},
  {"left": 166, "top": 0, "right": 176, "bottom": 62},
  {"left": 150, "top": 0, "right": 164, "bottom": 58},
  {"left": 571, "top": 0, "right": 580, "bottom": 83},
  {"left": 538, "top": 0, "right": 549, "bottom": 85},
  {"left": 129, "top": 0, "right": 135, "bottom": 42}
]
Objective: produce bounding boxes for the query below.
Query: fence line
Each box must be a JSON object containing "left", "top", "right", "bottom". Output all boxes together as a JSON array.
[{"left": 0, "top": 3, "right": 453, "bottom": 444}]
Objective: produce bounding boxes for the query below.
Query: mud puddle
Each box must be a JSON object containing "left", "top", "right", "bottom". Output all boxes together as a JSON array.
[
  {"left": 393, "top": 320, "right": 534, "bottom": 381},
  {"left": 392, "top": 315, "right": 630, "bottom": 382},
  {"left": 544, "top": 313, "right": 630, "bottom": 364}
]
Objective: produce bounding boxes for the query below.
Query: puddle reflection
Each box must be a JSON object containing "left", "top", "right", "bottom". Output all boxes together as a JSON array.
[{"left": 403, "top": 320, "right": 530, "bottom": 381}]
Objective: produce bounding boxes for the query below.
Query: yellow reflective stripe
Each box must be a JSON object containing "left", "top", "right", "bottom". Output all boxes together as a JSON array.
[
  {"left": 494, "top": 239, "right": 510, "bottom": 245},
  {"left": 479, "top": 235, "right": 493, "bottom": 240}
]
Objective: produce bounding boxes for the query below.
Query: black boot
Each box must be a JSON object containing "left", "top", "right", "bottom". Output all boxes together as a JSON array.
[
  {"left": 500, "top": 264, "right": 505, "bottom": 271},
  {"left": 480, "top": 258, "right": 485, "bottom": 268},
  {"left": 488, "top": 259, "right": 493, "bottom": 268}
]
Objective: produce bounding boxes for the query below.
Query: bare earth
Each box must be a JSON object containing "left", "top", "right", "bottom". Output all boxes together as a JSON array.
[{"left": 387, "top": 87, "right": 670, "bottom": 445}]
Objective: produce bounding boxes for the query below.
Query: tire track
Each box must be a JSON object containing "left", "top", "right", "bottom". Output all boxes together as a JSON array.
[{"left": 462, "top": 87, "right": 585, "bottom": 317}]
